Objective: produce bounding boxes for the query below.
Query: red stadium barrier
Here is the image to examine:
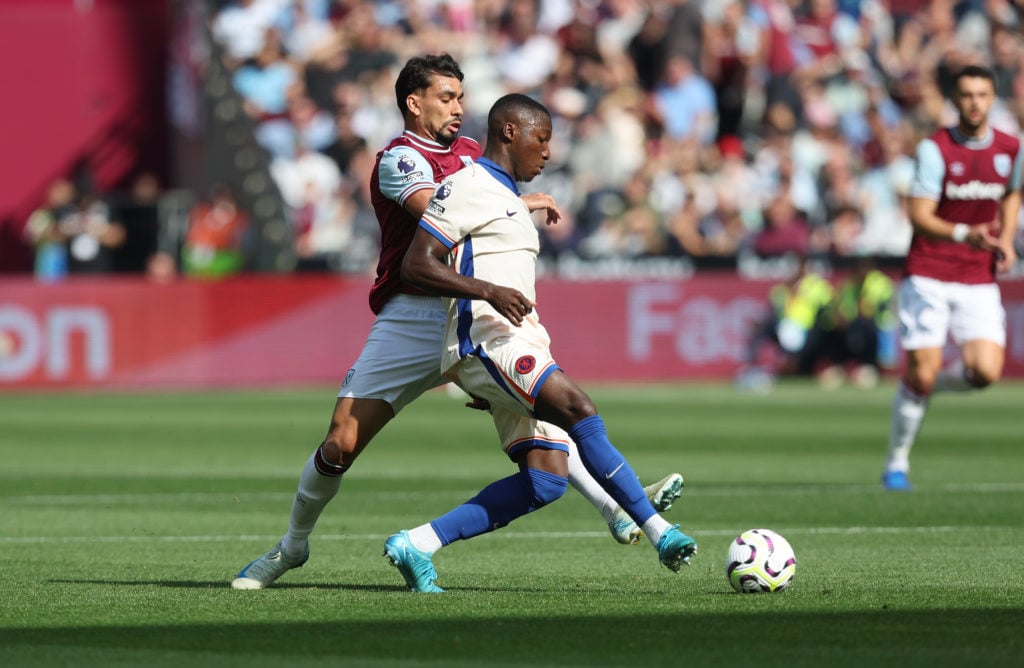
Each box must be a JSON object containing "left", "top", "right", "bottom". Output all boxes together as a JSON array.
[
  {"left": 4, "top": 274, "right": 1024, "bottom": 389},
  {"left": 0, "top": 276, "right": 373, "bottom": 389}
]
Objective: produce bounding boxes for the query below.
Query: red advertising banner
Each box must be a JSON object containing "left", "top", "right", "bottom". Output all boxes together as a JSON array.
[
  {"left": 0, "top": 276, "right": 374, "bottom": 389},
  {"left": 4, "top": 274, "right": 1024, "bottom": 389},
  {"left": 538, "top": 278, "right": 770, "bottom": 381}
]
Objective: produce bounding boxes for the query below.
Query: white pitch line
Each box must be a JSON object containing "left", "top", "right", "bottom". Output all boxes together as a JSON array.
[
  {"left": 0, "top": 490, "right": 467, "bottom": 506},
  {"left": 3, "top": 481, "right": 1024, "bottom": 507},
  {"left": 686, "top": 482, "right": 1024, "bottom": 496},
  {"left": 0, "top": 525, "right": 1020, "bottom": 545}
]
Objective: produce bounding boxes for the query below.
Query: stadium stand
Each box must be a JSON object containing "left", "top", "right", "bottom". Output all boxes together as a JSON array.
[{"left": 11, "top": 0, "right": 1024, "bottom": 279}]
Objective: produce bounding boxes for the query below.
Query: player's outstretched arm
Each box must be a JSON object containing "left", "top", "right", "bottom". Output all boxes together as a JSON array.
[{"left": 401, "top": 227, "right": 534, "bottom": 325}]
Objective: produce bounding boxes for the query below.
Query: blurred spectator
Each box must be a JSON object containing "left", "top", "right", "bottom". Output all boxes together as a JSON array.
[
  {"left": 711, "top": 135, "right": 760, "bottom": 207},
  {"left": 752, "top": 193, "right": 813, "bottom": 257},
  {"left": 291, "top": 184, "right": 357, "bottom": 270},
  {"left": 147, "top": 251, "right": 178, "bottom": 284},
  {"left": 52, "top": 191, "right": 127, "bottom": 275},
  {"left": 113, "top": 172, "right": 162, "bottom": 273},
  {"left": 650, "top": 54, "right": 717, "bottom": 143},
  {"left": 793, "top": 0, "right": 842, "bottom": 63},
  {"left": 667, "top": 190, "right": 747, "bottom": 258},
  {"left": 257, "top": 93, "right": 337, "bottom": 159},
  {"left": 703, "top": 1, "right": 759, "bottom": 140},
  {"left": 182, "top": 184, "right": 249, "bottom": 279},
  {"left": 627, "top": 6, "right": 671, "bottom": 92},
  {"left": 990, "top": 23, "right": 1021, "bottom": 100},
  {"left": 212, "top": 0, "right": 291, "bottom": 65},
  {"left": 280, "top": 0, "right": 333, "bottom": 61},
  {"left": 663, "top": 0, "right": 705, "bottom": 69},
  {"left": 268, "top": 142, "right": 362, "bottom": 268},
  {"left": 832, "top": 258, "right": 897, "bottom": 387},
  {"left": 270, "top": 142, "right": 341, "bottom": 213},
  {"left": 565, "top": 88, "right": 646, "bottom": 194},
  {"left": 494, "top": 0, "right": 560, "bottom": 91},
  {"left": 232, "top": 29, "right": 297, "bottom": 124},
  {"left": 23, "top": 179, "right": 77, "bottom": 281},
  {"left": 303, "top": 35, "right": 354, "bottom": 112},
  {"left": 579, "top": 171, "right": 667, "bottom": 259},
  {"left": 737, "top": 256, "right": 836, "bottom": 390},
  {"left": 751, "top": 0, "right": 801, "bottom": 110},
  {"left": 322, "top": 110, "right": 369, "bottom": 177},
  {"left": 817, "top": 143, "right": 862, "bottom": 225},
  {"left": 600, "top": 0, "right": 650, "bottom": 70},
  {"left": 827, "top": 205, "right": 866, "bottom": 257},
  {"left": 334, "top": 2, "right": 397, "bottom": 83}
]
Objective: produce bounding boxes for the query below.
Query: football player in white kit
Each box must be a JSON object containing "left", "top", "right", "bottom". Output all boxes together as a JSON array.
[{"left": 383, "top": 94, "right": 697, "bottom": 592}]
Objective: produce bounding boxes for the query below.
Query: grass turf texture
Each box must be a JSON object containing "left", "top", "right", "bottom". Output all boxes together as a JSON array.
[{"left": 1, "top": 382, "right": 1021, "bottom": 667}]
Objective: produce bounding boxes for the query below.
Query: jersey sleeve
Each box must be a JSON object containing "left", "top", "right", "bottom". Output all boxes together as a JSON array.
[
  {"left": 1009, "top": 143, "right": 1024, "bottom": 192},
  {"left": 418, "top": 171, "right": 478, "bottom": 250},
  {"left": 377, "top": 145, "right": 437, "bottom": 206},
  {"left": 909, "top": 138, "right": 945, "bottom": 201}
]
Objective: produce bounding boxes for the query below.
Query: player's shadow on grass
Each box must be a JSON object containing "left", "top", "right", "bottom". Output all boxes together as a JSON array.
[{"left": 1, "top": 610, "right": 1022, "bottom": 665}]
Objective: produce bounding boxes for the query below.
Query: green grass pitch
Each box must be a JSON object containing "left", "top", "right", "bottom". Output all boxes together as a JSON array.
[{"left": 1, "top": 381, "right": 1022, "bottom": 667}]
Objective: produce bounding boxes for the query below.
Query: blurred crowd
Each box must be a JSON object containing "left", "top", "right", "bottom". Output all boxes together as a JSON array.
[
  {"left": 24, "top": 0, "right": 1024, "bottom": 279},
  {"left": 23, "top": 171, "right": 249, "bottom": 283}
]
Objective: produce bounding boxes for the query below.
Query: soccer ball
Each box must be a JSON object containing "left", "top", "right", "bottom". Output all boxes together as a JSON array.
[{"left": 725, "top": 528, "right": 796, "bottom": 593}]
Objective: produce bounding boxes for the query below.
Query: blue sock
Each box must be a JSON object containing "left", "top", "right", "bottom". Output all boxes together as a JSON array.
[
  {"left": 569, "top": 415, "right": 655, "bottom": 525},
  {"left": 431, "top": 467, "right": 567, "bottom": 545}
]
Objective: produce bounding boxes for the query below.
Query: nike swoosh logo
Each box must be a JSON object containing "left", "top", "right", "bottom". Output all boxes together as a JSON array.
[
  {"left": 506, "top": 209, "right": 517, "bottom": 216},
  {"left": 605, "top": 462, "right": 624, "bottom": 479}
]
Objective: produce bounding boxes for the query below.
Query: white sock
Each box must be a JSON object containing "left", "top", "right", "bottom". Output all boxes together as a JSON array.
[
  {"left": 565, "top": 438, "right": 620, "bottom": 523},
  {"left": 641, "top": 515, "right": 672, "bottom": 547},
  {"left": 933, "top": 357, "right": 974, "bottom": 393},
  {"left": 885, "top": 384, "right": 929, "bottom": 474},
  {"left": 407, "top": 524, "right": 443, "bottom": 554},
  {"left": 281, "top": 446, "right": 344, "bottom": 555}
]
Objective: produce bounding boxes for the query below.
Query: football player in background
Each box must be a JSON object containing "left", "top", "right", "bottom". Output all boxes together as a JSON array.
[{"left": 882, "top": 65, "right": 1022, "bottom": 491}]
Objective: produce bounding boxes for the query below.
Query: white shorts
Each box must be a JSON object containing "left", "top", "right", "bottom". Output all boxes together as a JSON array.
[
  {"left": 338, "top": 295, "right": 449, "bottom": 414},
  {"left": 898, "top": 275, "right": 1006, "bottom": 350},
  {"left": 450, "top": 334, "right": 570, "bottom": 458},
  {"left": 491, "top": 409, "right": 571, "bottom": 460}
]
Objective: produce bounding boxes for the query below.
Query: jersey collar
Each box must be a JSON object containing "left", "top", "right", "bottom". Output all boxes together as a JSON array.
[
  {"left": 476, "top": 157, "right": 520, "bottom": 195},
  {"left": 402, "top": 130, "right": 453, "bottom": 154},
  {"left": 950, "top": 125, "right": 994, "bottom": 149}
]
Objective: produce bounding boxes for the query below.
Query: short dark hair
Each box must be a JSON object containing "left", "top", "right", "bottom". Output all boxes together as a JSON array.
[
  {"left": 394, "top": 54, "right": 464, "bottom": 115},
  {"left": 486, "top": 93, "right": 550, "bottom": 129},
  {"left": 954, "top": 65, "right": 996, "bottom": 89}
]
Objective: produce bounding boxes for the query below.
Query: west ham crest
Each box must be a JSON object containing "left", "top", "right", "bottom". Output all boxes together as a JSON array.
[{"left": 994, "top": 153, "right": 1011, "bottom": 177}]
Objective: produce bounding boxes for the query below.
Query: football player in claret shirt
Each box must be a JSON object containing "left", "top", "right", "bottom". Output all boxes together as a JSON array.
[
  {"left": 231, "top": 55, "right": 683, "bottom": 590},
  {"left": 882, "top": 65, "right": 1023, "bottom": 491}
]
